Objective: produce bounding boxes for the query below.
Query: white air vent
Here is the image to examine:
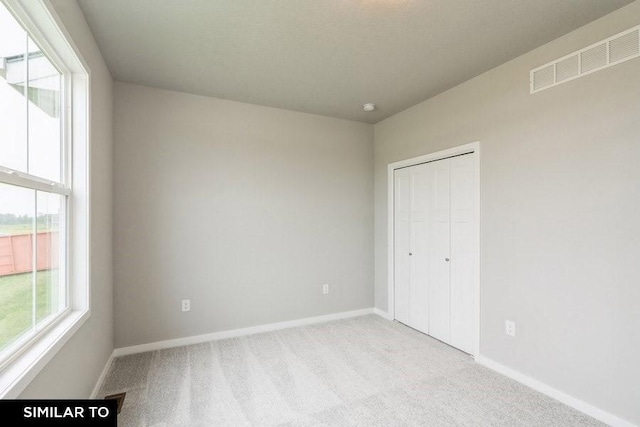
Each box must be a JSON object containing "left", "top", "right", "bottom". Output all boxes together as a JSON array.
[
  {"left": 609, "top": 29, "right": 640, "bottom": 63},
  {"left": 556, "top": 54, "right": 579, "bottom": 82},
  {"left": 531, "top": 25, "right": 640, "bottom": 94},
  {"left": 532, "top": 64, "right": 554, "bottom": 91},
  {"left": 580, "top": 43, "right": 607, "bottom": 73}
]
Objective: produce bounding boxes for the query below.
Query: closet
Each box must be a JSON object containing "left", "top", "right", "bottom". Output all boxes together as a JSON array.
[{"left": 393, "top": 151, "right": 478, "bottom": 355}]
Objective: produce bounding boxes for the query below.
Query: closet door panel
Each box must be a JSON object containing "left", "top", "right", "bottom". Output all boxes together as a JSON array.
[
  {"left": 450, "top": 154, "right": 477, "bottom": 354},
  {"left": 427, "top": 159, "right": 451, "bottom": 343},
  {"left": 394, "top": 169, "right": 411, "bottom": 325},
  {"left": 409, "top": 164, "right": 430, "bottom": 333}
]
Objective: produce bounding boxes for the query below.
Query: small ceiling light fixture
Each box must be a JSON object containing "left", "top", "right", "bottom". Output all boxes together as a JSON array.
[{"left": 363, "top": 103, "right": 376, "bottom": 112}]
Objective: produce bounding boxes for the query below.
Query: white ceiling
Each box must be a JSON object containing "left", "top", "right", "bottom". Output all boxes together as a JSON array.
[{"left": 77, "top": 0, "right": 632, "bottom": 123}]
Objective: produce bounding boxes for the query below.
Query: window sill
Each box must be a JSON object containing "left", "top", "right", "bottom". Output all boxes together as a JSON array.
[{"left": 0, "top": 309, "right": 90, "bottom": 398}]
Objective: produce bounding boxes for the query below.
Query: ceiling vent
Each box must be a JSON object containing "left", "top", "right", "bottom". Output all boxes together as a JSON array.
[{"left": 531, "top": 25, "right": 640, "bottom": 94}]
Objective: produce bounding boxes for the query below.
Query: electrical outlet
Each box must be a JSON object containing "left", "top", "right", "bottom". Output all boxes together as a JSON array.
[
  {"left": 182, "top": 299, "right": 190, "bottom": 312},
  {"left": 322, "top": 284, "right": 329, "bottom": 295},
  {"left": 505, "top": 320, "right": 516, "bottom": 337}
]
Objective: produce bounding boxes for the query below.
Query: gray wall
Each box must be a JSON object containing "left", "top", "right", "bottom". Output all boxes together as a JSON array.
[
  {"left": 374, "top": 3, "right": 640, "bottom": 424},
  {"left": 19, "top": 0, "right": 114, "bottom": 398},
  {"left": 114, "top": 83, "right": 373, "bottom": 348}
]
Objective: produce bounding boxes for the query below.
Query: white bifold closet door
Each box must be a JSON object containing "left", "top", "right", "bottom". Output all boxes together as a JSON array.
[{"left": 394, "top": 153, "right": 477, "bottom": 355}]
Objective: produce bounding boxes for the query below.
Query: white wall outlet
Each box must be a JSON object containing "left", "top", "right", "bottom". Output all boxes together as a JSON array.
[
  {"left": 505, "top": 320, "right": 516, "bottom": 337},
  {"left": 322, "top": 284, "right": 329, "bottom": 295},
  {"left": 182, "top": 299, "right": 190, "bottom": 312}
]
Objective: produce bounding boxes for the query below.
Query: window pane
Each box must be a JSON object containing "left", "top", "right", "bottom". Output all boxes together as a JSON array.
[
  {"left": 28, "top": 37, "right": 62, "bottom": 182},
  {"left": 0, "top": 4, "right": 62, "bottom": 183},
  {"left": 0, "top": 183, "right": 35, "bottom": 354},
  {"left": 35, "top": 191, "right": 64, "bottom": 324},
  {"left": 0, "top": 2, "right": 28, "bottom": 173}
]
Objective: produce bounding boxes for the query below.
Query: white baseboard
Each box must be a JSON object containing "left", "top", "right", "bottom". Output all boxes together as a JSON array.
[
  {"left": 373, "top": 308, "right": 392, "bottom": 320},
  {"left": 113, "top": 308, "right": 375, "bottom": 357},
  {"left": 476, "top": 356, "right": 636, "bottom": 427},
  {"left": 90, "top": 351, "right": 114, "bottom": 399}
]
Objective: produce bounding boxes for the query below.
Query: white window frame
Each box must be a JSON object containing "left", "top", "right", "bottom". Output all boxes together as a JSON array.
[{"left": 0, "top": 0, "right": 90, "bottom": 398}]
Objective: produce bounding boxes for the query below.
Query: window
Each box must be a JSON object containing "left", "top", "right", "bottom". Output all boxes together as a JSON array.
[
  {"left": 0, "top": 1, "right": 68, "bottom": 367},
  {"left": 0, "top": 0, "right": 89, "bottom": 397}
]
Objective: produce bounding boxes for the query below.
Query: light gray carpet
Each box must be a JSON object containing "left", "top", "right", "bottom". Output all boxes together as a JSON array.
[{"left": 98, "top": 315, "right": 604, "bottom": 426}]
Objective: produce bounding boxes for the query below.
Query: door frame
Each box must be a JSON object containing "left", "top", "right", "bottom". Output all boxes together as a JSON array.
[{"left": 387, "top": 141, "right": 480, "bottom": 357}]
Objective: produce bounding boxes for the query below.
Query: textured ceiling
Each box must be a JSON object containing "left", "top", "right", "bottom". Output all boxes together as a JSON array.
[{"left": 77, "top": 0, "right": 632, "bottom": 123}]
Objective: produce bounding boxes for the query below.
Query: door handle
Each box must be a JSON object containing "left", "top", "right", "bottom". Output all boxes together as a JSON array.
[
  {"left": 445, "top": 258, "right": 450, "bottom": 262},
  {"left": 409, "top": 252, "right": 413, "bottom": 256}
]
